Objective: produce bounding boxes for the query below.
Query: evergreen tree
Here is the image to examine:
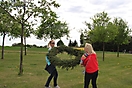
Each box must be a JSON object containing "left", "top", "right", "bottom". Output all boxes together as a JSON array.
[
  {"left": 57, "top": 39, "right": 64, "bottom": 46},
  {"left": 68, "top": 39, "right": 72, "bottom": 47},
  {"left": 73, "top": 40, "right": 78, "bottom": 47},
  {"left": 80, "top": 32, "right": 84, "bottom": 47}
]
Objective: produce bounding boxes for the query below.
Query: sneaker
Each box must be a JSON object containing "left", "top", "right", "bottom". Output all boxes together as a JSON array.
[
  {"left": 45, "top": 86, "right": 52, "bottom": 88},
  {"left": 54, "top": 85, "right": 60, "bottom": 88}
]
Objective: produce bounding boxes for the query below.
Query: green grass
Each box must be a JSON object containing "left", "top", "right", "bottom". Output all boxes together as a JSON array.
[{"left": 0, "top": 47, "right": 132, "bottom": 88}]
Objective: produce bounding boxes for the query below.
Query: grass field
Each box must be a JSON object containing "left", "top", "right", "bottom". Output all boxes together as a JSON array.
[{"left": 0, "top": 47, "right": 132, "bottom": 88}]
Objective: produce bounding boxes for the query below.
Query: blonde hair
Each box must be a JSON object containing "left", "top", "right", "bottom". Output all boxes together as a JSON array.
[
  {"left": 84, "top": 43, "right": 96, "bottom": 54},
  {"left": 47, "top": 40, "right": 54, "bottom": 48}
]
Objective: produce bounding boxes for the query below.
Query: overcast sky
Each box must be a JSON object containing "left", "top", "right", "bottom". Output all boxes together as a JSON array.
[{"left": 1, "top": 0, "right": 132, "bottom": 46}]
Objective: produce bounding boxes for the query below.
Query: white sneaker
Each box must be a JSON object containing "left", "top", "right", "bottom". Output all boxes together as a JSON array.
[
  {"left": 45, "top": 86, "right": 52, "bottom": 88},
  {"left": 54, "top": 85, "right": 60, "bottom": 88}
]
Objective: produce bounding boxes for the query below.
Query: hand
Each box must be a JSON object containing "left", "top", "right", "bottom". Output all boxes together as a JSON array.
[
  {"left": 81, "top": 55, "right": 86, "bottom": 60},
  {"left": 80, "top": 63, "right": 84, "bottom": 67}
]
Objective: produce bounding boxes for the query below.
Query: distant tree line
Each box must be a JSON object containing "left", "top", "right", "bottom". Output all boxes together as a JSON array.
[
  {"left": 11, "top": 36, "right": 132, "bottom": 54},
  {"left": 93, "top": 37, "right": 132, "bottom": 53}
]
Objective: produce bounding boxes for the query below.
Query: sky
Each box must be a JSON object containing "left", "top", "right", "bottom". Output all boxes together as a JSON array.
[{"left": 0, "top": 0, "right": 132, "bottom": 46}]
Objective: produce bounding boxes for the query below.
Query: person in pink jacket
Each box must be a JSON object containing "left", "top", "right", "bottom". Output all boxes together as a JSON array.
[{"left": 80, "top": 43, "right": 99, "bottom": 88}]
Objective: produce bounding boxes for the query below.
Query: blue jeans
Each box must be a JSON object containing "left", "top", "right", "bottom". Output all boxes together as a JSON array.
[{"left": 84, "top": 71, "right": 98, "bottom": 88}]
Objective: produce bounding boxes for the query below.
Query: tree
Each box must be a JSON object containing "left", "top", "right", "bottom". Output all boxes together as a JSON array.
[
  {"left": 35, "top": 11, "right": 69, "bottom": 41},
  {"left": 0, "top": 3, "right": 14, "bottom": 59},
  {"left": 57, "top": 39, "right": 64, "bottom": 46},
  {"left": 85, "top": 11, "right": 118, "bottom": 61},
  {"left": 10, "top": 21, "right": 34, "bottom": 55},
  {"left": 68, "top": 39, "right": 72, "bottom": 47},
  {"left": 73, "top": 40, "right": 78, "bottom": 47},
  {"left": 79, "top": 28, "right": 91, "bottom": 47},
  {"left": 113, "top": 17, "right": 131, "bottom": 57},
  {"left": 23, "top": 22, "right": 34, "bottom": 55},
  {"left": 80, "top": 31, "right": 84, "bottom": 47},
  {"left": 0, "top": 0, "right": 60, "bottom": 75}
]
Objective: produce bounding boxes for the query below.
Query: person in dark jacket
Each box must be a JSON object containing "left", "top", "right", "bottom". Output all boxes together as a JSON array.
[{"left": 44, "top": 40, "right": 60, "bottom": 88}]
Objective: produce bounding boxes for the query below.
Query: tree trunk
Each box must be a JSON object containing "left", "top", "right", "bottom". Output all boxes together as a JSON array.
[
  {"left": 102, "top": 42, "right": 105, "bottom": 61},
  {"left": 117, "top": 45, "right": 120, "bottom": 57},
  {"left": 1, "top": 33, "right": 6, "bottom": 59},
  {"left": 19, "top": 23, "right": 24, "bottom": 75},
  {"left": 24, "top": 36, "right": 27, "bottom": 55},
  {"left": 18, "top": 1, "right": 26, "bottom": 75}
]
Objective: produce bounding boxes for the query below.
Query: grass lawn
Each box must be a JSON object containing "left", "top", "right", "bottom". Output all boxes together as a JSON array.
[{"left": 0, "top": 47, "right": 132, "bottom": 88}]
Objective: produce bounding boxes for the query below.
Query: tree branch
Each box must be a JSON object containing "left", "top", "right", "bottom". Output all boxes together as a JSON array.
[
  {"left": 0, "top": 6, "right": 21, "bottom": 24},
  {"left": 24, "top": 12, "right": 33, "bottom": 22}
]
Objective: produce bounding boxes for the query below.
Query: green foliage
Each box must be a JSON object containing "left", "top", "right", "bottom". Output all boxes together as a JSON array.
[
  {"left": 35, "top": 13, "right": 70, "bottom": 40},
  {"left": 12, "top": 43, "right": 22, "bottom": 46},
  {"left": 68, "top": 39, "right": 72, "bottom": 47},
  {"left": 80, "top": 32, "right": 84, "bottom": 45},
  {"left": 0, "top": 0, "right": 60, "bottom": 39},
  {"left": 85, "top": 11, "right": 118, "bottom": 61},
  {"left": 68, "top": 40, "right": 78, "bottom": 47},
  {"left": 0, "top": 0, "right": 62, "bottom": 75},
  {"left": 113, "top": 17, "right": 131, "bottom": 57},
  {"left": 0, "top": 6, "right": 13, "bottom": 36},
  {"left": 86, "top": 11, "right": 118, "bottom": 43},
  {"left": 113, "top": 17, "right": 131, "bottom": 45},
  {"left": 57, "top": 39, "right": 64, "bottom": 46},
  {"left": 47, "top": 46, "right": 84, "bottom": 70},
  {"left": 73, "top": 40, "right": 78, "bottom": 47}
]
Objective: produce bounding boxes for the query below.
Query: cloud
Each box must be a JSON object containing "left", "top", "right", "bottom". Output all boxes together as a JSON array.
[
  {"left": 1, "top": 0, "right": 132, "bottom": 46},
  {"left": 68, "top": 6, "right": 83, "bottom": 13}
]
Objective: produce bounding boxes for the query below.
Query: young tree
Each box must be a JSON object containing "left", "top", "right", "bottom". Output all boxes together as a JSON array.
[
  {"left": 10, "top": 21, "right": 34, "bottom": 55},
  {"left": 80, "top": 32, "right": 84, "bottom": 47},
  {"left": 0, "top": 4, "right": 14, "bottom": 59},
  {"left": 85, "top": 11, "right": 118, "bottom": 61},
  {"left": 68, "top": 39, "right": 72, "bottom": 47},
  {"left": 0, "top": 0, "right": 60, "bottom": 75},
  {"left": 35, "top": 11, "right": 69, "bottom": 41},
  {"left": 73, "top": 40, "right": 78, "bottom": 47},
  {"left": 113, "top": 17, "right": 131, "bottom": 57}
]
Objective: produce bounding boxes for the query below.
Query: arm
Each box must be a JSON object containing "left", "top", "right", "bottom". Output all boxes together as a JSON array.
[{"left": 80, "top": 55, "right": 86, "bottom": 66}]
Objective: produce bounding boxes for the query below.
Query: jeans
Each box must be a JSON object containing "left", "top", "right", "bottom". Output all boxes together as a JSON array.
[
  {"left": 45, "top": 69, "right": 58, "bottom": 87},
  {"left": 84, "top": 71, "right": 98, "bottom": 88}
]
